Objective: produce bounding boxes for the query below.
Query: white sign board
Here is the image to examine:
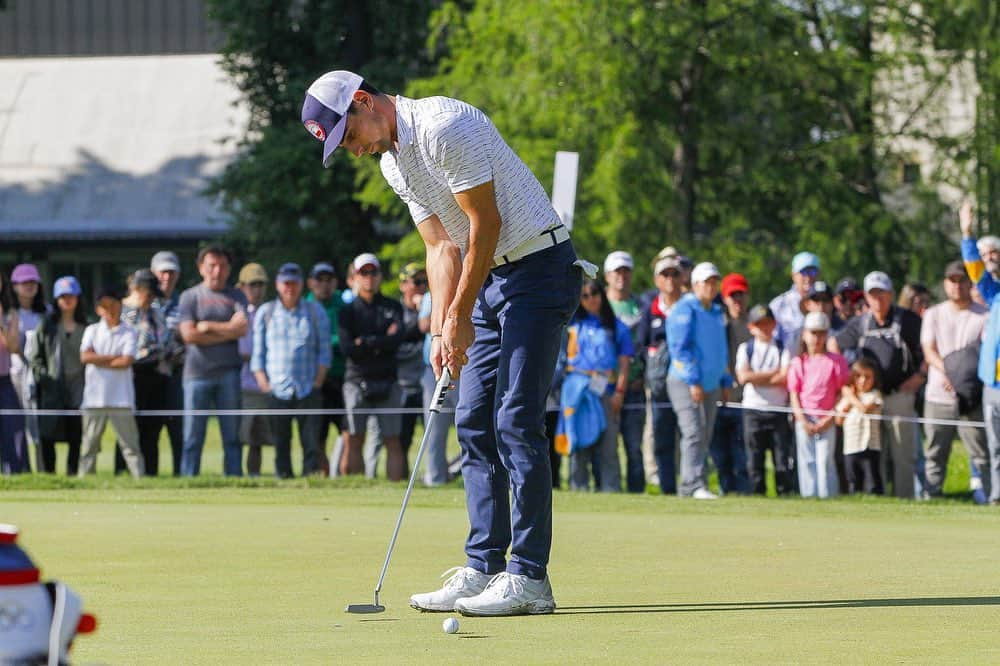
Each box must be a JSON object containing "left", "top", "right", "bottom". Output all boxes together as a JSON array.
[{"left": 552, "top": 151, "right": 579, "bottom": 230}]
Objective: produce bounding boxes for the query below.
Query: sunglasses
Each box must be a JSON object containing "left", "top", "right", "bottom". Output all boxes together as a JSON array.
[
  {"left": 581, "top": 291, "right": 601, "bottom": 299},
  {"left": 412, "top": 278, "right": 428, "bottom": 287},
  {"left": 248, "top": 281, "right": 267, "bottom": 288},
  {"left": 358, "top": 268, "right": 379, "bottom": 277},
  {"left": 798, "top": 267, "right": 820, "bottom": 278},
  {"left": 660, "top": 271, "right": 681, "bottom": 279}
]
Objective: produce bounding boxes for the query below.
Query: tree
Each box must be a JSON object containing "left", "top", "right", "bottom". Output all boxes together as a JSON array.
[{"left": 204, "top": 0, "right": 443, "bottom": 272}]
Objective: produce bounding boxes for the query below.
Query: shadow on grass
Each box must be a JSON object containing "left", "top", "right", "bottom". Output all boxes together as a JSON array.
[{"left": 557, "top": 596, "right": 1000, "bottom": 615}]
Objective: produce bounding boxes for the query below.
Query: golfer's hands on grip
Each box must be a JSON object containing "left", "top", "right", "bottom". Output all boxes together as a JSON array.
[{"left": 437, "top": 313, "right": 474, "bottom": 379}]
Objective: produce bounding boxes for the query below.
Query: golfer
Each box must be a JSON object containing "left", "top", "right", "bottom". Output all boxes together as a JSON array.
[{"left": 302, "top": 71, "right": 584, "bottom": 616}]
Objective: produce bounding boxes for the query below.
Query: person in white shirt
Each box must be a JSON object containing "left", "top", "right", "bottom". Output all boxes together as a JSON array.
[
  {"left": 302, "top": 70, "right": 584, "bottom": 616},
  {"left": 735, "top": 305, "right": 794, "bottom": 495},
  {"left": 77, "top": 286, "right": 144, "bottom": 479}
]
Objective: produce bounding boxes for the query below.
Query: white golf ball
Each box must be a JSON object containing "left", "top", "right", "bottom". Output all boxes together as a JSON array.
[{"left": 442, "top": 617, "right": 459, "bottom": 634}]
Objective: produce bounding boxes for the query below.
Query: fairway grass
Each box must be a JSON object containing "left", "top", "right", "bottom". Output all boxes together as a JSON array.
[{"left": 6, "top": 485, "right": 1000, "bottom": 664}]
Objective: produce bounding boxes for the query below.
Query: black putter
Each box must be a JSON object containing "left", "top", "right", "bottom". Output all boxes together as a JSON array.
[{"left": 346, "top": 367, "right": 453, "bottom": 614}]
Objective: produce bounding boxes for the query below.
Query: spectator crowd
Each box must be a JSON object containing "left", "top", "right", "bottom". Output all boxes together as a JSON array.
[{"left": 1, "top": 204, "right": 998, "bottom": 503}]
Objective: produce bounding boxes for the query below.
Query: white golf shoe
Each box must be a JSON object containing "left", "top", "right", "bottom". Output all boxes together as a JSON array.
[
  {"left": 692, "top": 487, "right": 719, "bottom": 500},
  {"left": 409, "top": 566, "right": 492, "bottom": 612},
  {"left": 453, "top": 571, "right": 556, "bottom": 616}
]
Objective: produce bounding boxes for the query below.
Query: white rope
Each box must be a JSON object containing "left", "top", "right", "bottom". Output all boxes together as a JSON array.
[{"left": 0, "top": 400, "right": 987, "bottom": 428}]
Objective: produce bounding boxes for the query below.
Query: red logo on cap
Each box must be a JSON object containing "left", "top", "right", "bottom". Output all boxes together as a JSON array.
[{"left": 304, "top": 120, "right": 326, "bottom": 142}]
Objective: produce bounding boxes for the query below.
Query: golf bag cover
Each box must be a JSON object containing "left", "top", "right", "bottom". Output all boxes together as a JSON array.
[{"left": 0, "top": 524, "right": 97, "bottom": 665}]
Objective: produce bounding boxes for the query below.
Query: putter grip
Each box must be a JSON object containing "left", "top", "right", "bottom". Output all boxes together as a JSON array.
[{"left": 430, "top": 367, "right": 452, "bottom": 413}]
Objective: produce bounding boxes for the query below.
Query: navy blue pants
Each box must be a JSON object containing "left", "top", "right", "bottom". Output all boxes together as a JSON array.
[{"left": 456, "top": 240, "right": 580, "bottom": 580}]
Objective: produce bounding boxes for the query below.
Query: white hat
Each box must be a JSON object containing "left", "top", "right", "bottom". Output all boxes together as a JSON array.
[
  {"left": 690, "top": 262, "right": 721, "bottom": 285},
  {"left": 301, "top": 70, "right": 364, "bottom": 168},
  {"left": 653, "top": 256, "right": 682, "bottom": 276},
  {"left": 803, "top": 311, "right": 831, "bottom": 331},
  {"left": 863, "top": 271, "right": 893, "bottom": 293},
  {"left": 352, "top": 253, "right": 380, "bottom": 271},
  {"left": 603, "top": 251, "right": 634, "bottom": 273},
  {"left": 150, "top": 251, "right": 180, "bottom": 273}
]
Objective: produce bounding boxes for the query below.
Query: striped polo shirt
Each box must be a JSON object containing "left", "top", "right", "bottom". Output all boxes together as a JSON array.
[{"left": 379, "top": 95, "right": 561, "bottom": 257}]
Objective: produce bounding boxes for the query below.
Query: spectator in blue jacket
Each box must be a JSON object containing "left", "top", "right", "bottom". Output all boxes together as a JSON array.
[
  {"left": 960, "top": 200, "right": 1000, "bottom": 504},
  {"left": 666, "top": 262, "right": 731, "bottom": 499}
]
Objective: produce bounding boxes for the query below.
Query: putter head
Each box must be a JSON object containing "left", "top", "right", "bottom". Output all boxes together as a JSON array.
[{"left": 345, "top": 603, "right": 385, "bottom": 614}]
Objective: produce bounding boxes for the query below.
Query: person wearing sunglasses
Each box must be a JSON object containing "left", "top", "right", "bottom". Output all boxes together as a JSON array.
[
  {"left": 396, "top": 262, "right": 430, "bottom": 476},
  {"left": 237, "top": 263, "right": 272, "bottom": 476},
  {"left": 564, "top": 279, "right": 633, "bottom": 492},
  {"left": 770, "top": 251, "right": 821, "bottom": 350}
]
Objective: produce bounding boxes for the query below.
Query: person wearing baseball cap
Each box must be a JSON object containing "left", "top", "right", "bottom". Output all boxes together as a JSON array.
[
  {"left": 787, "top": 310, "right": 849, "bottom": 498},
  {"left": 665, "top": 261, "right": 730, "bottom": 500},
  {"left": 117, "top": 269, "right": 171, "bottom": 476},
  {"left": 304, "top": 260, "right": 347, "bottom": 477},
  {"left": 149, "top": 250, "right": 185, "bottom": 474},
  {"left": 770, "top": 251, "right": 821, "bottom": 350},
  {"left": 716, "top": 273, "right": 751, "bottom": 495},
  {"left": 304, "top": 68, "right": 584, "bottom": 617},
  {"left": 602, "top": 250, "right": 646, "bottom": 493},
  {"left": 830, "top": 270, "right": 924, "bottom": 499},
  {"left": 7, "top": 263, "right": 46, "bottom": 473},
  {"left": 234, "top": 263, "right": 271, "bottom": 477},
  {"left": 833, "top": 277, "right": 865, "bottom": 321},
  {"left": 804, "top": 281, "right": 844, "bottom": 331},
  {"left": 251, "top": 262, "right": 330, "bottom": 479},
  {"left": 396, "top": 262, "right": 429, "bottom": 475},
  {"left": 736, "top": 304, "right": 795, "bottom": 496},
  {"left": 919, "top": 259, "right": 989, "bottom": 499},
  {"left": 33, "top": 276, "right": 86, "bottom": 475},
  {"left": 637, "top": 250, "right": 686, "bottom": 494}
]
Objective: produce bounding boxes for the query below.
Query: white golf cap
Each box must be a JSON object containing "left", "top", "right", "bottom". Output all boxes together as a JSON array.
[
  {"left": 352, "top": 253, "right": 380, "bottom": 271},
  {"left": 150, "top": 251, "right": 180, "bottom": 273},
  {"left": 301, "top": 70, "right": 364, "bottom": 168},
  {"left": 603, "top": 251, "right": 634, "bottom": 273},
  {"left": 803, "top": 311, "right": 831, "bottom": 331},
  {"left": 654, "top": 256, "right": 682, "bottom": 275},
  {"left": 690, "top": 262, "right": 721, "bottom": 284},
  {"left": 863, "top": 270, "right": 893, "bottom": 293}
]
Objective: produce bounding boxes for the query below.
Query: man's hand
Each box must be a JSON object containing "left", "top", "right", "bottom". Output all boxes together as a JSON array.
[
  {"left": 610, "top": 391, "right": 624, "bottom": 416},
  {"left": 960, "top": 199, "right": 975, "bottom": 238},
  {"left": 899, "top": 372, "right": 925, "bottom": 394},
  {"left": 442, "top": 314, "right": 474, "bottom": 378},
  {"left": 430, "top": 335, "right": 445, "bottom": 380},
  {"left": 689, "top": 384, "right": 705, "bottom": 403}
]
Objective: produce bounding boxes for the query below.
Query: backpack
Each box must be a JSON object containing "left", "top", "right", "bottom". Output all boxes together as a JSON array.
[
  {"left": 856, "top": 309, "right": 915, "bottom": 391},
  {"left": 645, "top": 343, "right": 670, "bottom": 400}
]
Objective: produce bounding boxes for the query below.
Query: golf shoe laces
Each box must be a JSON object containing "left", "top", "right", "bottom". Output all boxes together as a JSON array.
[
  {"left": 440, "top": 566, "right": 482, "bottom": 590},
  {"left": 482, "top": 572, "right": 524, "bottom": 599}
]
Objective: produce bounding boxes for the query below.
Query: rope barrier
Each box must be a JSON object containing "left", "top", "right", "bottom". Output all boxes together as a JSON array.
[{"left": 0, "top": 399, "right": 986, "bottom": 429}]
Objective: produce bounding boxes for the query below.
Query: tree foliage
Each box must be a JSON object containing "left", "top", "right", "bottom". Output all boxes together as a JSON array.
[
  {"left": 207, "top": 0, "right": 997, "bottom": 300},
  {"left": 204, "top": 0, "right": 442, "bottom": 272}
]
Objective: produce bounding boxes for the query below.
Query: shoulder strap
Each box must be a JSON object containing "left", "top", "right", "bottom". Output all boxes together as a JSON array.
[{"left": 746, "top": 338, "right": 755, "bottom": 366}]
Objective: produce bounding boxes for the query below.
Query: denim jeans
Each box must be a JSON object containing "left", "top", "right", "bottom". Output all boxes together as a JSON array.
[
  {"left": 619, "top": 388, "right": 646, "bottom": 492},
  {"left": 456, "top": 240, "right": 579, "bottom": 580},
  {"left": 181, "top": 369, "right": 242, "bottom": 476},
  {"left": 709, "top": 405, "right": 749, "bottom": 494},
  {"left": 795, "top": 422, "right": 838, "bottom": 498},
  {"left": 650, "top": 399, "right": 678, "bottom": 494}
]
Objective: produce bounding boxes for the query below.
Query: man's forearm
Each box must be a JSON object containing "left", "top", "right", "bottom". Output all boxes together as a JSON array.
[
  {"left": 448, "top": 215, "right": 501, "bottom": 319},
  {"left": 427, "top": 243, "right": 462, "bottom": 335}
]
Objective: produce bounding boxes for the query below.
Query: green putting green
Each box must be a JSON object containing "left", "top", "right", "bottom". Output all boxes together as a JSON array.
[{"left": 7, "top": 483, "right": 1000, "bottom": 664}]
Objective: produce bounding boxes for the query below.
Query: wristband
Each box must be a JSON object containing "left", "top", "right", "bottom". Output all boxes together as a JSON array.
[{"left": 431, "top": 334, "right": 442, "bottom": 339}]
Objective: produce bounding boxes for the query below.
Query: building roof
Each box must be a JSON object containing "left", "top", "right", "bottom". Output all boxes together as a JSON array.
[{"left": 0, "top": 54, "right": 248, "bottom": 241}]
